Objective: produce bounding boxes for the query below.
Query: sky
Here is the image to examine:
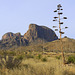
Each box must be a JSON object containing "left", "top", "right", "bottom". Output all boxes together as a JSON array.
[{"left": 0, "top": 0, "right": 75, "bottom": 39}]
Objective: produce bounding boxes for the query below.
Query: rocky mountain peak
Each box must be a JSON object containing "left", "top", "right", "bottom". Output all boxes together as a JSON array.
[
  {"left": 29, "top": 24, "right": 38, "bottom": 29},
  {"left": 2, "top": 32, "right": 14, "bottom": 40},
  {"left": 24, "top": 24, "right": 58, "bottom": 43},
  {"left": 2, "top": 32, "right": 21, "bottom": 40}
]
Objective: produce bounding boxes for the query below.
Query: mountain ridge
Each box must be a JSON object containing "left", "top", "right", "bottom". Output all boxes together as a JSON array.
[{"left": 0, "top": 24, "right": 58, "bottom": 49}]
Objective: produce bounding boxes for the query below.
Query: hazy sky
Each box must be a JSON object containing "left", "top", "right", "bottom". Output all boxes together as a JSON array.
[{"left": 0, "top": 0, "right": 75, "bottom": 39}]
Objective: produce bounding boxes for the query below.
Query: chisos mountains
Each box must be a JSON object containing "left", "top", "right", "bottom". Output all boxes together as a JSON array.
[{"left": 0, "top": 24, "right": 58, "bottom": 49}]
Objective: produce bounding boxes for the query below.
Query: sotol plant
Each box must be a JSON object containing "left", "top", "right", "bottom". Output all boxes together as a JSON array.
[{"left": 0, "top": 56, "right": 22, "bottom": 69}]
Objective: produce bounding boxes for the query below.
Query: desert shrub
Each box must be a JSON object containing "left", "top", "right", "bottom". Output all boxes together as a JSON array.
[
  {"left": 55, "top": 55, "right": 61, "bottom": 60},
  {"left": 67, "top": 56, "right": 75, "bottom": 64},
  {"left": 8, "top": 51, "right": 16, "bottom": 56},
  {"left": 49, "top": 67, "right": 55, "bottom": 75},
  {"left": 0, "top": 56, "right": 22, "bottom": 69},
  {"left": 1, "top": 51, "right": 16, "bottom": 56},
  {"left": 16, "top": 55, "right": 24, "bottom": 60},
  {"left": 41, "top": 57, "right": 47, "bottom": 62},
  {"left": 63, "top": 70, "right": 75, "bottom": 75},
  {"left": 47, "top": 55, "right": 50, "bottom": 57},
  {"left": 2, "top": 51, "right": 8, "bottom": 56},
  {"left": 23, "top": 64, "right": 29, "bottom": 68},
  {"left": 26, "top": 54, "right": 34, "bottom": 58},
  {"left": 37, "top": 54, "right": 42, "bottom": 59}
]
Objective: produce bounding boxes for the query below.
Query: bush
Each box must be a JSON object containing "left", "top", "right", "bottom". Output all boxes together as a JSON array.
[
  {"left": 41, "top": 57, "right": 47, "bottom": 62},
  {"left": 63, "top": 70, "right": 75, "bottom": 75},
  {"left": 2, "top": 51, "right": 16, "bottom": 56},
  {"left": 9, "top": 51, "right": 16, "bottom": 56},
  {"left": 0, "top": 56, "right": 22, "bottom": 69},
  {"left": 16, "top": 55, "right": 24, "bottom": 60},
  {"left": 26, "top": 54, "right": 34, "bottom": 58},
  {"left": 55, "top": 55, "right": 61, "bottom": 60},
  {"left": 37, "top": 54, "right": 42, "bottom": 59},
  {"left": 67, "top": 56, "right": 75, "bottom": 64}
]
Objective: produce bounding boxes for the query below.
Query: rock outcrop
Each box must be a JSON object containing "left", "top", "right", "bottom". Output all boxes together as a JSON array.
[
  {"left": 1, "top": 32, "right": 28, "bottom": 49},
  {"left": 2, "top": 32, "right": 21, "bottom": 40},
  {"left": 24, "top": 24, "right": 58, "bottom": 43}
]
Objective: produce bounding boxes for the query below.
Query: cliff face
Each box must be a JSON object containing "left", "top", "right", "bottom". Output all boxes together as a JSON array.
[
  {"left": 0, "top": 24, "right": 58, "bottom": 49},
  {"left": 24, "top": 24, "right": 58, "bottom": 43}
]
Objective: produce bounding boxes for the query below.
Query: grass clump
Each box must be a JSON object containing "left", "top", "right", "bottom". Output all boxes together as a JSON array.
[
  {"left": 26, "top": 54, "right": 34, "bottom": 58},
  {"left": 63, "top": 70, "right": 75, "bottom": 75},
  {"left": 37, "top": 54, "right": 42, "bottom": 59},
  {"left": 55, "top": 55, "right": 61, "bottom": 60},
  {"left": 67, "top": 56, "right": 75, "bottom": 64},
  {"left": 41, "top": 57, "right": 47, "bottom": 62},
  {"left": 16, "top": 55, "right": 24, "bottom": 60}
]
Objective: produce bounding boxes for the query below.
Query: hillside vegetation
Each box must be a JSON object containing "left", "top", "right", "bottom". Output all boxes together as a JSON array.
[
  {"left": 6, "top": 37, "right": 75, "bottom": 53},
  {"left": 0, "top": 51, "right": 75, "bottom": 75},
  {"left": 0, "top": 37, "right": 75, "bottom": 75}
]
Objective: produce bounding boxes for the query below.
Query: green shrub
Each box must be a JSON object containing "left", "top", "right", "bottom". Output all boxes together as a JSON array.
[
  {"left": 16, "top": 55, "right": 24, "bottom": 60},
  {"left": 42, "top": 57, "right": 47, "bottom": 62},
  {"left": 55, "top": 55, "right": 61, "bottom": 60},
  {"left": 47, "top": 55, "right": 50, "bottom": 57},
  {"left": 9, "top": 51, "right": 16, "bottom": 56},
  {"left": 37, "top": 54, "right": 42, "bottom": 59},
  {"left": 67, "top": 56, "right": 75, "bottom": 64},
  {"left": 26, "top": 54, "right": 34, "bottom": 58}
]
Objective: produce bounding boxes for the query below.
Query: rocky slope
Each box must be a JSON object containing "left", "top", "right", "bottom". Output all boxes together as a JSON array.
[{"left": 0, "top": 24, "right": 58, "bottom": 49}]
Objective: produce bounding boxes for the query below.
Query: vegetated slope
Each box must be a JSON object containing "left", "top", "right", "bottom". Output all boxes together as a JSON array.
[
  {"left": 13, "top": 37, "right": 75, "bottom": 53},
  {"left": 44, "top": 38, "right": 75, "bottom": 53},
  {"left": 0, "top": 24, "right": 58, "bottom": 49}
]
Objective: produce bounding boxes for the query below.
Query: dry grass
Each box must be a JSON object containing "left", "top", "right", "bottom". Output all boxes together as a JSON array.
[{"left": 0, "top": 54, "right": 75, "bottom": 75}]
